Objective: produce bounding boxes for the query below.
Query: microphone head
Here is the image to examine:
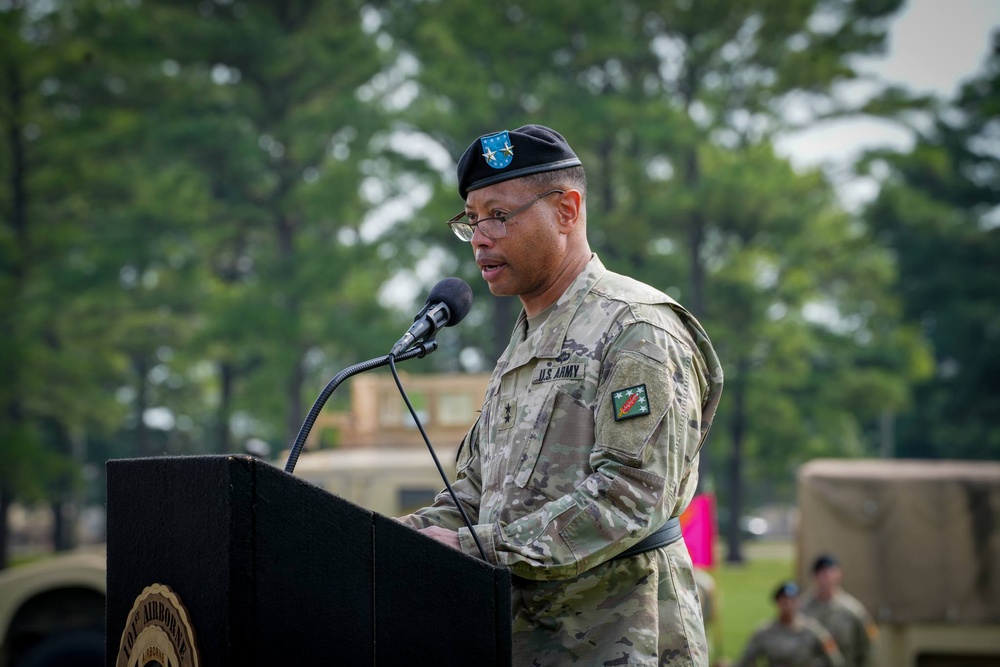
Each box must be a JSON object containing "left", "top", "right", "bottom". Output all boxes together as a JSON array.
[{"left": 427, "top": 277, "right": 473, "bottom": 326}]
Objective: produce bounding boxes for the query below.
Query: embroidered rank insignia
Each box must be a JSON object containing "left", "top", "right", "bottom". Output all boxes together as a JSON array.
[
  {"left": 612, "top": 384, "right": 650, "bottom": 421},
  {"left": 497, "top": 399, "right": 516, "bottom": 430},
  {"left": 480, "top": 130, "right": 514, "bottom": 169}
]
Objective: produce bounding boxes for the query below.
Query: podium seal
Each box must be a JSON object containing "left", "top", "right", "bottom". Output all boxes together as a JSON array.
[{"left": 116, "top": 583, "right": 200, "bottom": 667}]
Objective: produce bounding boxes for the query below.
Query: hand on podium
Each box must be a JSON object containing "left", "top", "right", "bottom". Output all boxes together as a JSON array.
[{"left": 419, "top": 526, "right": 461, "bottom": 551}]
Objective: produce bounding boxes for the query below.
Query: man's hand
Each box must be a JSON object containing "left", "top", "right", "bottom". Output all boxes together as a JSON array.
[{"left": 419, "top": 525, "right": 461, "bottom": 551}]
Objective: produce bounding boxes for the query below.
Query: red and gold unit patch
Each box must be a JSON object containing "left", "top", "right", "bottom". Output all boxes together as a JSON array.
[{"left": 612, "top": 384, "right": 650, "bottom": 421}]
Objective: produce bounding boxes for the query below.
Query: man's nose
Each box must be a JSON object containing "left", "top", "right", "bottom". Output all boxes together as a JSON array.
[{"left": 470, "top": 224, "right": 494, "bottom": 247}]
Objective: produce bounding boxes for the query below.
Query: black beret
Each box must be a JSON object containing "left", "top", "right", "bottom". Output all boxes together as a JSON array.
[
  {"left": 456, "top": 124, "right": 582, "bottom": 200},
  {"left": 812, "top": 554, "right": 839, "bottom": 573},
  {"left": 773, "top": 581, "right": 800, "bottom": 601}
]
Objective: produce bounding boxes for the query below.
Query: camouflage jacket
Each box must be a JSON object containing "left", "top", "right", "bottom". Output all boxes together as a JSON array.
[
  {"left": 400, "top": 255, "right": 724, "bottom": 666},
  {"left": 734, "top": 614, "right": 844, "bottom": 667},
  {"left": 800, "top": 590, "right": 878, "bottom": 667}
]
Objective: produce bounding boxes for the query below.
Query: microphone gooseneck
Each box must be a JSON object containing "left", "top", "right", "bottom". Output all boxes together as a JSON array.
[{"left": 283, "top": 341, "right": 438, "bottom": 475}]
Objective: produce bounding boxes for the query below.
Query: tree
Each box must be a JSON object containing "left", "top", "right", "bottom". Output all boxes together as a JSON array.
[
  {"left": 1, "top": 0, "right": 425, "bottom": 564},
  {"left": 697, "top": 143, "right": 929, "bottom": 560},
  {"left": 0, "top": 0, "right": 140, "bottom": 561},
  {"left": 82, "top": 0, "right": 404, "bottom": 453},
  {"left": 862, "top": 31, "right": 1000, "bottom": 460}
]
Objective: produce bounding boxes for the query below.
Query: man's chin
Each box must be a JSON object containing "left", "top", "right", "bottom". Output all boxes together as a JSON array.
[{"left": 484, "top": 280, "right": 510, "bottom": 297}]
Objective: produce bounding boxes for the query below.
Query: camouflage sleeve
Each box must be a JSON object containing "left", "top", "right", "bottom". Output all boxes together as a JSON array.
[
  {"left": 396, "top": 418, "right": 482, "bottom": 531},
  {"left": 459, "top": 317, "right": 709, "bottom": 578}
]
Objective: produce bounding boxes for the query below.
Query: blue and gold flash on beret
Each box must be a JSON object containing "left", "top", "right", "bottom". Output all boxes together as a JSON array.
[{"left": 457, "top": 124, "right": 582, "bottom": 200}]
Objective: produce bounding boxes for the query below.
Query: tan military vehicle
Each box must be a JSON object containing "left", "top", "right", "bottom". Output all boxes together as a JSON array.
[
  {"left": 291, "top": 445, "right": 459, "bottom": 516},
  {"left": 0, "top": 546, "right": 105, "bottom": 667},
  {"left": 797, "top": 459, "right": 1000, "bottom": 666},
  {"left": 285, "top": 371, "right": 489, "bottom": 516}
]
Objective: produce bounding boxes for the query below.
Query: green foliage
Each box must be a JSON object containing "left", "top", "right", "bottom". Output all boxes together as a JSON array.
[
  {"left": 862, "top": 34, "right": 1000, "bottom": 459},
  {"left": 1, "top": 1, "right": 135, "bottom": 507}
]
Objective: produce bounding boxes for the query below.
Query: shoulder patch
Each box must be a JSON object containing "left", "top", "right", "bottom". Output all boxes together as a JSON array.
[{"left": 612, "top": 384, "right": 651, "bottom": 421}]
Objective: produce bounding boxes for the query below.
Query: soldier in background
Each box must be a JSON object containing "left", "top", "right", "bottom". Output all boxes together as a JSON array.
[
  {"left": 735, "top": 581, "right": 844, "bottom": 667},
  {"left": 800, "top": 554, "right": 879, "bottom": 667}
]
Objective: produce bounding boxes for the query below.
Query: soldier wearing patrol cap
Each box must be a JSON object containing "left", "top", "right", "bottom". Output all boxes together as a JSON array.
[
  {"left": 398, "top": 124, "right": 724, "bottom": 666},
  {"left": 734, "top": 582, "right": 844, "bottom": 667}
]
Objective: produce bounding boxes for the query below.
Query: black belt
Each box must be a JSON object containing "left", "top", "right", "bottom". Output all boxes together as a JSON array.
[{"left": 612, "top": 516, "right": 682, "bottom": 561}]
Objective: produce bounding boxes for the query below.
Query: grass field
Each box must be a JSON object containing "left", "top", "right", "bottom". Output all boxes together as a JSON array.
[{"left": 707, "top": 540, "right": 796, "bottom": 664}]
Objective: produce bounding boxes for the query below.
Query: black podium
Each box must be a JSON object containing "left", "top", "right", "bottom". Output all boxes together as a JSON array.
[{"left": 105, "top": 455, "right": 512, "bottom": 666}]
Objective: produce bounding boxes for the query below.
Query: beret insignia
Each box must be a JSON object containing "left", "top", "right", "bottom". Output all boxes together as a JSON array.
[{"left": 481, "top": 130, "right": 513, "bottom": 169}]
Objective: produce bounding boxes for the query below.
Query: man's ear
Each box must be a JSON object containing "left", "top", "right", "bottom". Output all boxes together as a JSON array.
[{"left": 555, "top": 189, "right": 582, "bottom": 232}]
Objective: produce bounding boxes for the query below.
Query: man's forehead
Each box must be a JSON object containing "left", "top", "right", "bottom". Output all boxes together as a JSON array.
[{"left": 465, "top": 179, "right": 527, "bottom": 209}]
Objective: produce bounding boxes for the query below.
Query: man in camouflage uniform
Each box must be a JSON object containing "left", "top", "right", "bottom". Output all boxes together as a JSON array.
[
  {"left": 735, "top": 582, "right": 844, "bottom": 667},
  {"left": 800, "top": 555, "right": 878, "bottom": 667},
  {"left": 398, "top": 124, "right": 723, "bottom": 666}
]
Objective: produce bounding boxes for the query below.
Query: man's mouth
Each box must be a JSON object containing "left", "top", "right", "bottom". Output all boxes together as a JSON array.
[
  {"left": 477, "top": 259, "right": 506, "bottom": 280},
  {"left": 477, "top": 257, "right": 505, "bottom": 271}
]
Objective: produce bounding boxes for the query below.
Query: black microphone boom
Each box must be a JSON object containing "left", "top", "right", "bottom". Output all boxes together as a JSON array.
[
  {"left": 390, "top": 277, "right": 473, "bottom": 356},
  {"left": 284, "top": 341, "right": 438, "bottom": 474}
]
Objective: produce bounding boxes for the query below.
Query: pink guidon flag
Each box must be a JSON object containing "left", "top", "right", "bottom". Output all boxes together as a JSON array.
[{"left": 680, "top": 492, "right": 717, "bottom": 568}]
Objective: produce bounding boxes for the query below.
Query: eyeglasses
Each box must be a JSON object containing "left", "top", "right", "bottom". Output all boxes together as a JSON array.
[{"left": 447, "top": 189, "right": 564, "bottom": 242}]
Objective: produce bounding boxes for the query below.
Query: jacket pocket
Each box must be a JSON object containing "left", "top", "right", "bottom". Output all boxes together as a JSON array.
[{"left": 515, "top": 390, "right": 594, "bottom": 499}]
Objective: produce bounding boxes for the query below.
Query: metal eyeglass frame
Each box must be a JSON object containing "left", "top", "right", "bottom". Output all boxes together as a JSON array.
[{"left": 447, "top": 189, "right": 564, "bottom": 242}]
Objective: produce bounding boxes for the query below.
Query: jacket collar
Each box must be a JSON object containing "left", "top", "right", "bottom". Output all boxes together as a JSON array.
[{"left": 502, "top": 254, "right": 605, "bottom": 369}]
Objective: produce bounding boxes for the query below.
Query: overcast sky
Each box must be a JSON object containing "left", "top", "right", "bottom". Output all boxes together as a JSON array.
[{"left": 776, "top": 0, "right": 1000, "bottom": 207}]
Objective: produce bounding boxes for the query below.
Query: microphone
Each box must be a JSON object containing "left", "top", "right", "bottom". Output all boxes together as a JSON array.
[{"left": 390, "top": 278, "right": 473, "bottom": 356}]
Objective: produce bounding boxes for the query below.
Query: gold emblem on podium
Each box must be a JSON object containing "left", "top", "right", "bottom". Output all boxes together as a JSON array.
[{"left": 116, "top": 583, "right": 200, "bottom": 667}]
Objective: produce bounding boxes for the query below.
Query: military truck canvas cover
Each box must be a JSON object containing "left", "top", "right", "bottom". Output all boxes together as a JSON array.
[{"left": 797, "top": 459, "right": 1000, "bottom": 624}]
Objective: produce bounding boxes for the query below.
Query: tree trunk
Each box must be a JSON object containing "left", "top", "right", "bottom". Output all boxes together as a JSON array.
[
  {"left": 133, "top": 353, "right": 151, "bottom": 457},
  {"left": 285, "top": 351, "right": 305, "bottom": 448},
  {"left": 275, "top": 211, "right": 306, "bottom": 448},
  {"left": 52, "top": 500, "right": 71, "bottom": 552},
  {"left": 598, "top": 134, "right": 615, "bottom": 214},
  {"left": 0, "top": 487, "right": 10, "bottom": 571},
  {"left": 1, "top": 32, "right": 27, "bottom": 572},
  {"left": 217, "top": 360, "right": 234, "bottom": 454},
  {"left": 682, "top": 143, "right": 713, "bottom": 492},
  {"left": 725, "top": 356, "right": 748, "bottom": 564},
  {"left": 51, "top": 423, "right": 75, "bottom": 552}
]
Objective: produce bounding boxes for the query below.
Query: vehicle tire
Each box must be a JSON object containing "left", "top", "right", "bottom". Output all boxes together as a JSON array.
[{"left": 16, "top": 630, "right": 104, "bottom": 667}]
